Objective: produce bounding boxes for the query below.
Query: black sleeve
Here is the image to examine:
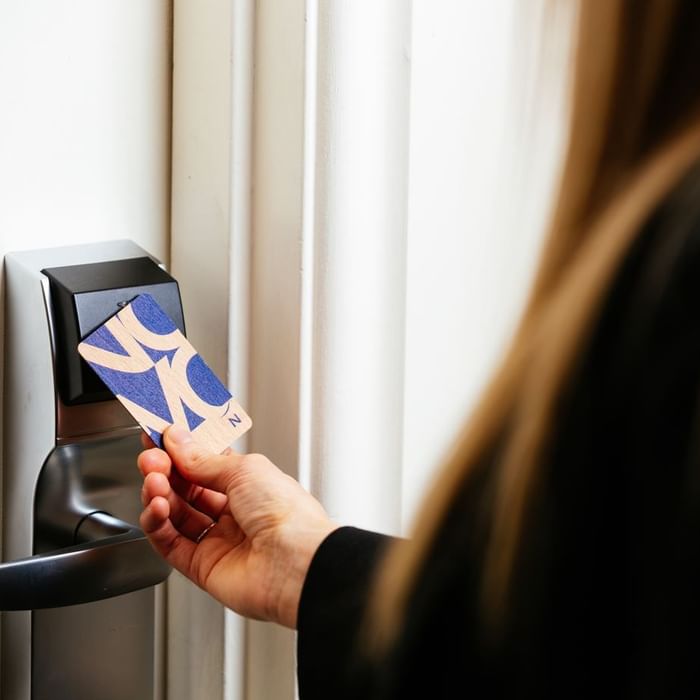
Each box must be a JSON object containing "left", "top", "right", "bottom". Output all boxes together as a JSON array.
[
  {"left": 500, "top": 164, "right": 700, "bottom": 696},
  {"left": 297, "top": 526, "right": 394, "bottom": 700}
]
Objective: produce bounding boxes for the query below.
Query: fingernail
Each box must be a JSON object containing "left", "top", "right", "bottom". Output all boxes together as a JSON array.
[{"left": 168, "top": 425, "right": 193, "bottom": 445}]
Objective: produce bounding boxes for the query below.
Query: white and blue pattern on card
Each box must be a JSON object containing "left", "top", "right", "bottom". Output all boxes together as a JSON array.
[{"left": 78, "top": 293, "right": 251, "bottom": 453}]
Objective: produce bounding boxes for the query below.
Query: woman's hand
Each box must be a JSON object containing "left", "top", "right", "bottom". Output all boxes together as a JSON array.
[{"left": 137, "top": 426, "right": 337, "bottom": 629}]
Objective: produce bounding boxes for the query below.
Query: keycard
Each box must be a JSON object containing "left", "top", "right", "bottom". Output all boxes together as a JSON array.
[{"left": 78, "top": 293, "right": 252, "bottom": 453}]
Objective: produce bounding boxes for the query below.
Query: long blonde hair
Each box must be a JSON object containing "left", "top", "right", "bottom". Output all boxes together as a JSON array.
[{"left": 373, "top": 0, "right": 700, "bottom": 648}]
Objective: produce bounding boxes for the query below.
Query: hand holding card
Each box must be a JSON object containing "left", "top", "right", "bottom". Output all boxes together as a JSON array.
[{"left": 78, "top": 293, "right": 251, "bottom": 453}]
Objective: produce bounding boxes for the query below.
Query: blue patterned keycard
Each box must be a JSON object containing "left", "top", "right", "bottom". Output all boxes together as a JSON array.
[{"left": 78, "top": 293, "right": 251, "bottom": 452}]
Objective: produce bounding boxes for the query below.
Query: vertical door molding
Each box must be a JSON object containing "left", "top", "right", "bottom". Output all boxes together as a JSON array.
[
  {"left": 244, "top": 0, "right": 307, "bottom": 698},
  {"left": 304, "top": 1, "right": 412, "bottom": 532},
  {"left": 170, "top": 1, "right": 254, "bottom": 699}
]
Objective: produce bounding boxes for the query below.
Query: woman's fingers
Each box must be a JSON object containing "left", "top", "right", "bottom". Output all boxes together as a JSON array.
[
  {"left": 139, "top": 493, "right": 170, "bottom": 532},
  {"left": 138, "top": 447, "right": 172, "bottom": 477},
  {"left": 172, "top": 480, "right": 229, "bottom": 521},
  {"left": 162, "top": 426, "right": 245, "bottom": 494},
  {"left": 138, "top": 446, "right": 229, "bottom": 520},
  {"left": 139, "top": 495, "right": 199, "bottom": 574},
  {"left": 142, "top": 472, "right": 214, "bottom": 542},
  {"left": 140, "top": 489, "right": 246, "bottom": 590}
]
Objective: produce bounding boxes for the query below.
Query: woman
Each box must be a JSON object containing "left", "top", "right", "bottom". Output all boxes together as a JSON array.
[{"left": 138, "top": 1, "right": 700, "bottom": 696}]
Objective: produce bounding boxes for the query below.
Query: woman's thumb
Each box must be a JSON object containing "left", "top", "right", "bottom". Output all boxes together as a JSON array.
[{"left": 163, "top": 425, "right": 240, "bottom": 494}]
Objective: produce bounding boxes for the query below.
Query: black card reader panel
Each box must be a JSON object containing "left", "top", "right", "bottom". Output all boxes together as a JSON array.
[{"left": 43, "top": 257, "right": 185, "bottom": 406}]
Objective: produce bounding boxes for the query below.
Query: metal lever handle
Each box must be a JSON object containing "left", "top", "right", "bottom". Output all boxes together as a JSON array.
[{"left": 0, "top": 512, "right": 170, "bottom": 610}]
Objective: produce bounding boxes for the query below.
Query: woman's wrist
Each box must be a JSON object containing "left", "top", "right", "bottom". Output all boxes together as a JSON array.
[{"left": 274, "top": 520, "right": 339, "bottom": 629}]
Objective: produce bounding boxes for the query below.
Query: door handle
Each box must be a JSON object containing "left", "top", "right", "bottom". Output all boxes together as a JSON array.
[{"left": 0, "top": 511, "right": 170, "bottom": 610}]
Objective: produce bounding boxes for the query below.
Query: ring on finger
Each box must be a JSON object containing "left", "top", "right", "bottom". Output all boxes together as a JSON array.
[{"left": 196, "top": 521, "right": 217, "bottom": 544}]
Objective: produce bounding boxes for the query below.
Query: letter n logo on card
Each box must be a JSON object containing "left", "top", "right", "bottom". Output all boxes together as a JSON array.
[{"left": 78, "top": 293, "right": 252, "bottom": 453}]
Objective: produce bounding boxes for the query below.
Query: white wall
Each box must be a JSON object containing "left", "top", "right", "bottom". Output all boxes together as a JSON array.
[
  {"left": 0, "top": 0, "right": 172, "bottom": 688},
  {"left": 0, "top": 2, "right": 171, "bottom": 261},
  {"left": 306, "top": 0, "right": 411, "bottom": 534},
  {"left": 402, "top": 1, "right": 519, "bottom": 526},
  {"left": 400, "top": 0, "right": 574, "bottom": 526}
]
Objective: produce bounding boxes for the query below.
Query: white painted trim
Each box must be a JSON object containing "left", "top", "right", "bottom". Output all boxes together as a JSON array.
[
  {"left": 170, "top": 1, "right": 253, "bottom": 698},
  {"left": 245, "top": 0, "right": 308, "bottom": 695},
  {"left": 224, "top": 1, "right": 255, "bottom": 698},
  {"left": 296, "top": 0, "right": 319, "bottom": 493},
  {"left": 308, "top": 1, "right": 412, "bottom": 534}
]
